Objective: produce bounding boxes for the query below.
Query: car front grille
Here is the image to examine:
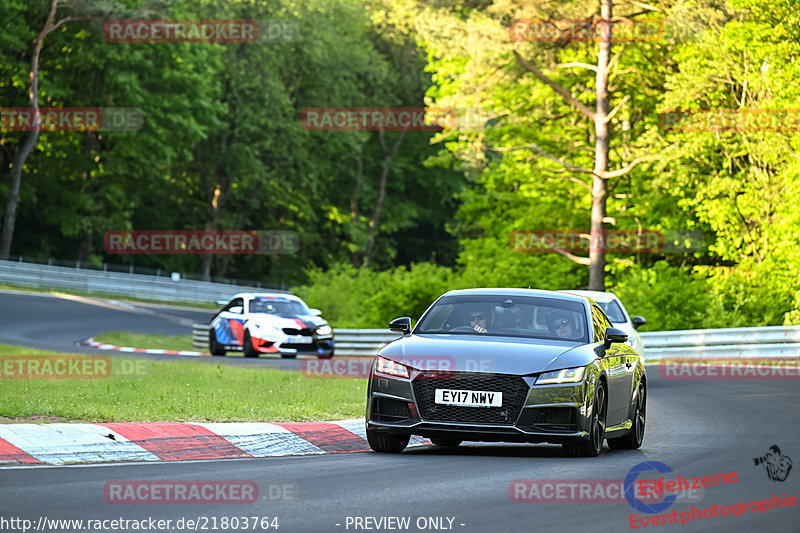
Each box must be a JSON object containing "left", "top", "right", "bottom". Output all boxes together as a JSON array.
[
  {"left": 412, "top": 372, "right": 529, "bottom": 425},
  {"left": 282, "top": 327, "right": 313, "bottom": 336}
]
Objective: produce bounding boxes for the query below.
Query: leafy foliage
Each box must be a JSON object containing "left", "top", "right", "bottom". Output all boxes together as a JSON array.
[{"left": 2, "top": 0, "right": 799, "bottom": 330}]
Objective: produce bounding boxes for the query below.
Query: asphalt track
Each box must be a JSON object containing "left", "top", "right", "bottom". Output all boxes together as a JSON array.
[
  {"left": 1, "top": 290, "right": 799, "bottom": 532},
  {"left": 2, "top": 374, "right": 798, "bottom": 532}
]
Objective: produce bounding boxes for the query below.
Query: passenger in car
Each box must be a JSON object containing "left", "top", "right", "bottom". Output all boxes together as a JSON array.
[{"left": 547, "top": 310, "right": 575, "bottom": 339}]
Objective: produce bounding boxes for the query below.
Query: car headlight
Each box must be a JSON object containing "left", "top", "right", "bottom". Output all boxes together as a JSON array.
[
  {"left": 316, "top": 325, "right": 332, "bottom": 336},
  {"left": 536, "top": 366, "right": 585, "bottom": 385},
  {"left": 375, "top": 356, "right": 409, "bottom": 378}
]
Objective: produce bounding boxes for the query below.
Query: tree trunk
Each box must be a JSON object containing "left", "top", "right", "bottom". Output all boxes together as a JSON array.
[
  {"left": 217, "top": 181, "right": 263, "bottom": 278},
  {"left": 351, "top": 146, "right": 363, "bottom": 266},
  {"left": 363, "top": 130, "right": 405, "bottom": 267},
  {"left": 0, "top": 0, "right": 58, "bottom": 259},
  {"left": 588, "top": 0, "right": 613, "bottom": 291},
  {"left": 201, "top": 181, "right": 224, "bottom": 281},
  {"left": 76, "top": 229, "right": 92, "bottom": 264}
]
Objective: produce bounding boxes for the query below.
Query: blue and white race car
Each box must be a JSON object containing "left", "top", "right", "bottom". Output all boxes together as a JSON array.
[{"left": 209, "top": 293, "right": 334, "bottom": 358}]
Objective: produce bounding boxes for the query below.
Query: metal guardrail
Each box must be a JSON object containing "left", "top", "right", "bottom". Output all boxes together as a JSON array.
[
  {"left": 640, "top": 326, "right": 800, "bottom": 359},
  {"left": 0, "top": 259, "right": 288, "bottom": 304},
  {"left": 192, "top": 323, "right": 800, "bottom": 359}
]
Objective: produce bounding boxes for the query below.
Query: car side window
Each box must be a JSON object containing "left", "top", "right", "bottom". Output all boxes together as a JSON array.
[
  {"left": 591, "top": 305, "right": 605, "bottom": 342},
  {"left": 225, "top": 298, "right": 244, "bottom": 313},
  {"left": 598, "top": 307, "right": 613, "bottom": 330}
]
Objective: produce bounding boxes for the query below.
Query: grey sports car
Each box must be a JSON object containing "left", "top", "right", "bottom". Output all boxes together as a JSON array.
[{"left": 365, "top": 288, "right": 646, "bottom": 457}]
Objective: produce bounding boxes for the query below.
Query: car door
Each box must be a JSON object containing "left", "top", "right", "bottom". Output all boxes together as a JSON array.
[
  {"left": 593, "top": 304, "right": 631, "bottom": 427},
  {"left": 212, "top": 297, "right": 246, "bottom": 347}
]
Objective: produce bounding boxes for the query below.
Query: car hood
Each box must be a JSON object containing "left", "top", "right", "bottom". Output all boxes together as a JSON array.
[
  {"left": 247, "top": 314, "right": 327, "bottom": 329},
  {"left": 611, "top": 321, "right": 635, "bottom": 337},
  {"left": 378, "top": 334, "right": 588, "bottom": 375}
]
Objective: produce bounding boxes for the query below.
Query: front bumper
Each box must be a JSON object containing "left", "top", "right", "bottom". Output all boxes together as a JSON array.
[
  {"left": 366, "top": 370, "right": 593, "bottom": 444},
  {"left": 251, "top": 332, "right": 334, "bottom": 355}
]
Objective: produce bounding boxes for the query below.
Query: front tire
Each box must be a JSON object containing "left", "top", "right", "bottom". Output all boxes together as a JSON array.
[
  {"left": 280, "top": 353, "right": 297, "bottom": 359},
  {"left": 563, "top": 381, "right": 607, "bottom": 457},
  {"left": 209, "top": 330, "right": 226, "bottom": 356},
  {"left": 243, "top": 331, "right": 259, "bottom": 358},
  {"left": 608, "top": 382, "right": 646, "bottom": 450},
  {"left": 366, "top": 428, "right": 409, "bottom": 453}
]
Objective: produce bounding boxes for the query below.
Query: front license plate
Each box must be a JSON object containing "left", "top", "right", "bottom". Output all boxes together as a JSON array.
[
  {"left": 287, "top": 335, "right": 313, "bottom": 344},
  {"left": 434, "top": 389, "right": 502, "bottom": 407}
]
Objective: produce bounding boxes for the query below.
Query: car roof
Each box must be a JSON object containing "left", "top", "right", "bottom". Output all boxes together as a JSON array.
[
  {"left": 559, "top": 289, "right": 619, "bottom": 303},
  {"left": 230, "top": 292, "right": 303, "bottom": 302},
  {"left": 443, "top": 288, "right": 588, "bottom": 304}
]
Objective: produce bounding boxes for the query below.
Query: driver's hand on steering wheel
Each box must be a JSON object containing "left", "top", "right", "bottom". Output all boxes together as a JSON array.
[{"left": 468, "top": 311, "right": 488, "bottom": 334}]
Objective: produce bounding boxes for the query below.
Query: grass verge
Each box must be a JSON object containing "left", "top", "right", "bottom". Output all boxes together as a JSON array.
[
  {"left": 93, "top": 331, "right": 196, "bottom": 352},
  {"left": 0, "top": 344, "right": 365, "bottom": 422}
]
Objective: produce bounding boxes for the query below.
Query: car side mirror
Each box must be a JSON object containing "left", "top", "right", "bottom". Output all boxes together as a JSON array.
[
  {"left": 388, "top": 317, "right": 411, "bottom": 335},
  {"left": 309, "top": 308, "right": 322, "bottom": 316},
  {"left": 604, "top": 327, "right": 628, "bottom": 349},
  {"left": 228, "top": 306, "right": 243, "bottom": 314},
  {"left": 632, "top": 316, "right": 646, "bottom": 330},
  {"left": 215, "top": 299, "right": 229, "bottom": 306}
]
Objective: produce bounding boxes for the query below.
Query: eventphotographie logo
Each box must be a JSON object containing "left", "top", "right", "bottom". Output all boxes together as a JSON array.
[{"left": 754, "top": 445, "right": 793, "bottom": 482}]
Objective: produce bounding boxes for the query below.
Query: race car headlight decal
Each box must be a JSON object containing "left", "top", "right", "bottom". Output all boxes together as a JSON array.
[
  {"left": 316, "top": 325, "right": 332, "bottom": 336},
  {"left": 536, "top": 366, "right": 585, "bottom": 385},
  {"left": 376, "top": 356, "right": 409, "bottom": 379},
  {"left": 253, "top": 324, "right": 279, "bottom": 335}
]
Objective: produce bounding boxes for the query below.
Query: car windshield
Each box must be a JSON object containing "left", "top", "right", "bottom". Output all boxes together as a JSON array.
[
  {"left": 248, "top": 298, "right": 308, "bottom": 317},
  {"left": 596, "top": 300, "right": 626, "bottom": 323},
  {"left": 414, "top": 294, "right": 589, "bottom": 342}
]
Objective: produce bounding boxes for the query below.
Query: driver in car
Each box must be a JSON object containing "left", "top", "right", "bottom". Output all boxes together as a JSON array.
[
  {"left": 466, "top": 306, "right": 490, "bottom": 334},
  {"left": 547, "top": 310, "right": 574, "bottom": 339}
]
